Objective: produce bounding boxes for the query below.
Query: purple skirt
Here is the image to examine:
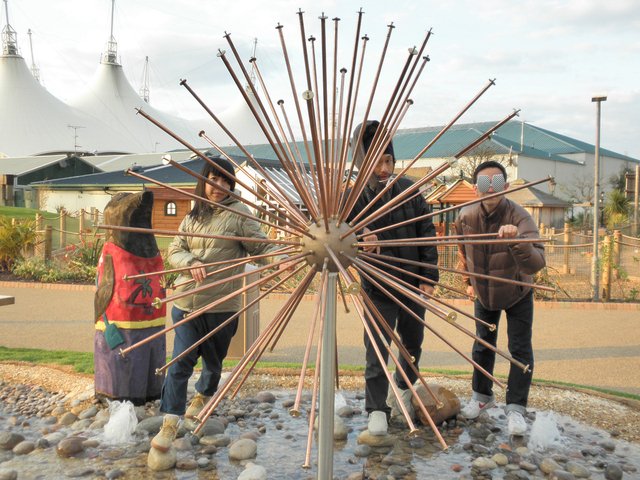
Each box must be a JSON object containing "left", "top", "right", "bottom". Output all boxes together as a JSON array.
[{"left": 94, "top": 326, "right": 166, "bottom": 406}]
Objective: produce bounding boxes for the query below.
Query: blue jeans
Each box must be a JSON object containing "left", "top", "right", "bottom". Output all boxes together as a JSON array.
[
  {"left": 160, "top": 306, "right": 238, "bottom": 415},
  {"left": 471, "top": 291, "right": 534, "bottom": 412}
]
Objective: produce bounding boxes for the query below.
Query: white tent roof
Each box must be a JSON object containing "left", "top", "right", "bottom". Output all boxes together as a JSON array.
[
  {"left": 218, "top": 85, "right": 268, "bottom": 146},
  {"left": 0, "top": 54, "right": 133, "bottom": 157},
  {"left": 69, "top": 59, "right": 204, "bottom": 154}
]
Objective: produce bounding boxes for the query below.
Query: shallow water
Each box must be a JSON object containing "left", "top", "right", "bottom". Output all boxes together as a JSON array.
[{"left": 1, "top": 389, "right": 640, "bottom": 479}]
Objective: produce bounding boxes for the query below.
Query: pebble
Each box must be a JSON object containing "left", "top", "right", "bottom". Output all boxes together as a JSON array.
[
  {"left": 229, "top": 438, "right": 257, "bottom": 460},
  {"left": 604, "top": 463, "right": 623, "bottom": 480},
  {"left": 0, "top": 380, "right": 638, "bottom": 479},
  {"left": 238, "top": 462, "right": 267, "bottom": 480}
]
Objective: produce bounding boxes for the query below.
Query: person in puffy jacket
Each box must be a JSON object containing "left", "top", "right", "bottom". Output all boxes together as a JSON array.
[
  {"left": 349, "top": 121, "right": 439, "bottom": 436},
  {"left": 151, "top": 157, "right": 283, "bottom": 453},
  {"left": 455, "top": 160, "right": 545, "bottom": 436}
]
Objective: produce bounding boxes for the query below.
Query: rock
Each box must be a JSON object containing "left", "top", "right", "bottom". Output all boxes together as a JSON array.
[
  {"left": 58, "top": 411, "right": 78, "bottom": 426},
  {"left": 600, "top": 440, "right": 616, "bottom": 452},
  {"left": 412, "top": 383, "right": 460, "bottom": 426},
  {"left": 0, "top": 432, "right": 24, "bottom": 450},
  {"left": 135, "top": 416, "right": 164, "bottom": 435},
  {"left": 78, "top": 406, "right": 98, "bottom": 420},
  {"left": 540, "top": 457, "right": 563, "bottom": 474},
  {"left": 472, "top": 457, "right": 498, "bottom": 471},
  {"left": 565, "top": 461, "right": 591, "bottom": 478},
  {"left": 354, "top": 444, "right": 371, "bottom": 457},
  {"left": 229, "top": 438, "right": 258, "bottom": 460},
  {"left": 200, "top": 434, "right": 231, "bottom": 447},
  {"left": 105, "top": 468, "right": 125, "bottom": 479},
  {"left": 176, "top": 458, "right": 198, "bottom": 470},
  {"left": 198, "top": 417, "right": 226, "bottom": 436},
  {"left": 0, "top": 470, "right": 18, "bottom": 480},
  {"left": 147, "top": 446, "right": 177, "bottom": 471},
  {"left": 255, "top": 391, "right": 275, "bottom": 403},
  {"left": 550, "top": 470, "right": 575, "bottom": 480},
  {"left": 357, "top": 430, "right": 395, "bottom": 447},
  {"left": 173, "top": 437, "right": 193, "bottom": 451},
  {"left": 604, "top": 463, "right": 623, "bottom": 480},
  {"left": 66, "top": 467, "right": 95, "bottom": 477},
  {"left": 56, "top": 436, "right": 86, "bottom": 457},
  {"left": 238, "top": 462, "right": 267, "bottom": 480},
  {"left": 492, "top": 452, "right": 509, "bottom": 466},
  {"left": 12, "top": 440, "right": 35, "bottom": 455}
]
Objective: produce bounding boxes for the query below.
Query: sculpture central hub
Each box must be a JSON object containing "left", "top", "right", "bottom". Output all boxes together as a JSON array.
[{"left": 305, "top": 222, "right": 358, "bottom": 273}]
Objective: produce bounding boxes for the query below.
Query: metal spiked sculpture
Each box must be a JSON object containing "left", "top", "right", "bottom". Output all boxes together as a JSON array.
[{"left": 99, "top": 8, "right": 553, "bottom": 477}]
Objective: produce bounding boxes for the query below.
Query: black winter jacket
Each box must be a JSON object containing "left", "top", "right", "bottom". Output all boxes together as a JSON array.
[{"left": 348, "top": 176, "right": 439, "bottom": 298}]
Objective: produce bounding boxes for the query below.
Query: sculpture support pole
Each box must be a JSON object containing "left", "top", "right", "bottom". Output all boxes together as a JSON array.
[{"left": 317, "top": 272, "right": 337, "bottom": 479}]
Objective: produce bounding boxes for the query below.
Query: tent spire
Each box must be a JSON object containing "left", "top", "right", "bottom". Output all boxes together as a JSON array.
[
  {"left": 2, "top": 0, "right": 18, "bottom": 55},
  {"left": 27, "top": 28, "right": 41, "bottom": 83},
  {"left": 139, "top": 55, "right": 150, "bottom": 103},
  {"left": 249, "top": 37, "right": 257, "bottom": 86},
  {"left": 102, "top": 0, "right": 118, "bottom": 64}
]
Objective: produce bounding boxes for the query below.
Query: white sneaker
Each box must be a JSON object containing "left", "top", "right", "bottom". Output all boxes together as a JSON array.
[
  {"left": 460, "top": 398, "right": 496, "bottom": 419},
  {"left": 387, "top": 387, "right": 415, "bottom": 421},
  {"left": 507, "top": 411, "right": 527, "bottom": 436},
  {"left": 367, "top": 411, "right": 388, "bottom": 436}
]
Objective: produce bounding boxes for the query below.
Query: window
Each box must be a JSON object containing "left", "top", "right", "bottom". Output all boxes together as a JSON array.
[{"left": 165, "top": 201, "right": 177, "bottom": 216}]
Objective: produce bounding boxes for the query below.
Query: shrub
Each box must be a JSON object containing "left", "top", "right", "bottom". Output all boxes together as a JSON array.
[
  {"left": 12, "top": 257, "right": 97, "bottom": 283},
  {"left": 0, "top": 216, "right": 37, "bottom": 270}
]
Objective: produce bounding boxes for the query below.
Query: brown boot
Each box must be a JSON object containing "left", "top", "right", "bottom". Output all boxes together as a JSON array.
[
  {"left": 150, "top": 414, "right": 180, "bottom": 452},
  {"left": 185, "top": 392, "right": 211, "bottom": 420}
]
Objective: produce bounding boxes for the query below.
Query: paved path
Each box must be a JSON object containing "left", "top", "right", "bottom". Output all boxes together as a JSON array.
[{"left": 1, "top": 282, "right": 639, "bottom": 395}]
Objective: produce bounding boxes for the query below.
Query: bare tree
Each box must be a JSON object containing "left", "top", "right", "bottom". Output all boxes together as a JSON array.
[
  {"left": 559, "top": 174, "right": 594, "bottom": 204},
  {"left": 457, "top": 142, "right": 511, "bottom": 179}
]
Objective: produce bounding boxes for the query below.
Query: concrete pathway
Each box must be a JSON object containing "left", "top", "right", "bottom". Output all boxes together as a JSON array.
[{"left": 0, "top": 282, "right": 639, "bottom": 395}]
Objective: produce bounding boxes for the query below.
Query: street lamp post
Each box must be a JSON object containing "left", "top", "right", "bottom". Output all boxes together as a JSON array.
[{"left": 591, "top": 95, "right": 607, "bottom": 302}]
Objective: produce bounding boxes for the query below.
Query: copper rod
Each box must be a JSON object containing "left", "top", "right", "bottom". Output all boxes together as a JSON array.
[
  {"left": 303, "top": 264, "right": 328, "bottom": 469},
  {"left": 343, "top": 110, "right": 523, "bottom": 238},
  {"left": 136, "top": 107, "right": 279, "bottom": 218},
  {"left": 275, "top": 23, "right": 320, "bottom": 210},
  {"left": 357, "top": 289, "right": 443, "bottom": 408},
  {"left": 156, "top": 253, "right": 307, "bottom": 308},
  {"left": 232, "top": 266, "right": 318, "bottom": 395},
  {"left": 157, "top": 263, "right": 307, "bottom": 374},
  {"left": 193, "top": 266, "right": 319, "bottom": 430},
  {"left": 320, "top": 14, "right": 329, "bottom": 170},
  {"left": 216, "top": 47, "right": 312, "bottom": 224},
  {"left": 355, "top": 267, "right": 505, "bottom": 391},
  {"left": 356, "top": 231, "right": 499, "bottom": 241},
  {"left": 357, "top": 237, "right": 550, "bottom": 248},
  {"left": 355, "top": 292, "right": 448, "bottom": 444},
  {"left": 361, "top": 250, "right": 553, "bottom": 294},
  {"left": 354, "top": 258, "right": 530, "bottom": 374},
  {"left": 277, "top": 99, "right": 318, "bottom": 214},
  {"left": 97, "top": 224, "right": 301, "bottom": 247},
  {"left": 120, "top": 258, "right": 287, "bottom": 358},
  {"left": 248, "top": 62, "right": 320, "bottom": 221},
  {"left": 337, "top": 276, "right": 350, "bottom": 314},
  {"left": 350, "top": 294, "right": 424, "bottom": 440},
  {"left": 358, "top": 252, "right": 475, "bottom": 302},
  {"left": 136, "top": 107, "right": 307, "bottom": 228},
  {"left": 290, "top": 265, "right": 328, "bottom": 416},
  {"left": 338, "top": 23, "right": 395, "bottom": 216},
  {"left": 331, "top": 68, "right": 347, "bottom": 215},
  {"left": 198, "top": 128, "right": 315, "bottom": 226},
  {"left": 323, "top": 244, "right": 360, "bottom": 294},
  {"left": 357, "top": 255, "right": 495, "bottom": 331},
  {"left": 364, "top": 176, "right": 554, "bottom": 240},
  {"left": 340, "top": 98, "right": 414, "bottom": 225},
  {"left": 125, "top": 167, "right": 308, "bottom": 239},
  {"left": 179, "top": 79, "right": 311, "bottom": 225},
  {"left": 340, "top": 39, "right": 414, "bottom": 218},
  {"left": 328, "top": 17, "right": 339, "bottom": 216},
  {"left": 352, "top": 79, "right": 495, "bottom": 227},
  {"left": 296, "top": 11, "right": 329, "bottom": 225},
  {"left": 335, "top": 8, "right": 366, "bottom": 212},
  {"left": 123, "top": 245, "right": 296, "bottom": 282}
]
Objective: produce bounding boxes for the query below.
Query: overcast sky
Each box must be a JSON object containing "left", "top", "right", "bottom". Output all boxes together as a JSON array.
[{"left": 6, "top": 0, "right": 640, "bottom": 158}]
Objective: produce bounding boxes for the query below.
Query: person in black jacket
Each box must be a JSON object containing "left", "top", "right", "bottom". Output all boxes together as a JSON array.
[{"left": 349, "top": 121, "right": 439, "bottom": 436}]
